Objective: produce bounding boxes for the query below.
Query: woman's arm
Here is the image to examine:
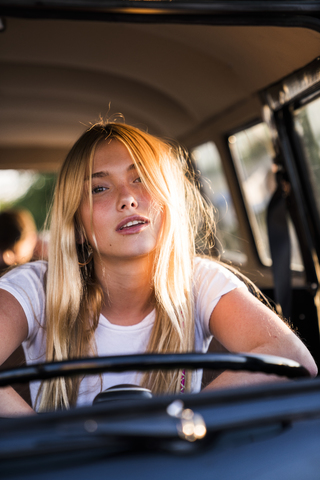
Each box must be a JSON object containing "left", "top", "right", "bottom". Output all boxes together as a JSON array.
[
  {"left": 204, "top": 287, "right": 318, "bottom": 390},
  {"left": 0, "top": 289, "right": 36, "bottom": 415}
]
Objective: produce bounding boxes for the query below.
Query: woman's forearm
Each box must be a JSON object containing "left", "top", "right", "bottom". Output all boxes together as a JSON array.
[
  {"left": 204, "top": 342, "right": 317, "bottom": 391},
  {"left": 204, "top": 370, "right": 285, "bottom": 391}
]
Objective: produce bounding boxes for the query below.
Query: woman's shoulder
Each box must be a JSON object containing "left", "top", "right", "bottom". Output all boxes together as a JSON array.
[
  {"left": 192, "top": 256, "right": 248, "bottom": 340},
  {"left": 193, "top": 256, "right": 247, "bottom": 294},
  {"left": 2, "top": 260, "right": 47, "bottom": 274},
  {"left": 0, "top": 260, "right": 48, "bottom": 286},
  {"left": 0, "top": 261, "right": 48, "bottom": 343},
  {"left": 194, "top": 256, "right": 240, "bottom": 276}
]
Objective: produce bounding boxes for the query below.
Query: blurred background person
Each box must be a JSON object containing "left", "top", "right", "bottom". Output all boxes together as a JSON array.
[{"left": 0, "top": 209, "right": 38, "bottom": 273}]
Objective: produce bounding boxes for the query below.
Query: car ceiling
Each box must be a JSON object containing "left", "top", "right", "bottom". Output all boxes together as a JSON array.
[{"left": 1, "top": 17, "right": 320, "bottom": 169}]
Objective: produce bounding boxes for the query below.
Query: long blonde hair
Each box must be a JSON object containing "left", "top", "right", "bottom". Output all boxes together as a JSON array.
[{"left": 38, "top": 122, "right": 215, "bottom": 411}]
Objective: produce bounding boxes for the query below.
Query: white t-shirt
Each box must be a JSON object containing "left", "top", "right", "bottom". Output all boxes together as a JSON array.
[{"left": 0, "top": 257, "right": 246, "bottom": 408}]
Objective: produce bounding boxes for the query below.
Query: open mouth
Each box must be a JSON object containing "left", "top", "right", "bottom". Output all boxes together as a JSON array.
[
  {"left": 119, "top": 220, "right": 147, "bottom": 231},
  {"left": 116, "top": 216, "right": 150, "bottom": 233}
]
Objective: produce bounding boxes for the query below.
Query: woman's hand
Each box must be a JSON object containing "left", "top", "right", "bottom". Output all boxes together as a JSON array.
[{"left": 0, "top": 387, "right": 36, "bottom": 416}]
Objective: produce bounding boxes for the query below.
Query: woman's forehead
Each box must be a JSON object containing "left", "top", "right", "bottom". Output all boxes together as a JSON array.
[
  {"left": 91, "top": 138, "right": 136, "bottom": 176},
  {"left": 93, "top": 138, "right": 130, "bottom": 164}
]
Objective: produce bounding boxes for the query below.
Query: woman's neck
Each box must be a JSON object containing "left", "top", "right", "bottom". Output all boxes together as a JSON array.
[{"left": 94, "top": 255, "right": 155, "bottom": 326}]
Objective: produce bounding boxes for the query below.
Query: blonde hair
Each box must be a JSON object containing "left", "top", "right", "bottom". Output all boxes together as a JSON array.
[{"left": 38, "top": 122, "right": 215, "bottom": 411}]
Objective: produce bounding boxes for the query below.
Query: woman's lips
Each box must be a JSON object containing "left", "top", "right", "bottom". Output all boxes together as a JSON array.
[{"left": 116, "top": 216, "right": 149, "bottom": 234}]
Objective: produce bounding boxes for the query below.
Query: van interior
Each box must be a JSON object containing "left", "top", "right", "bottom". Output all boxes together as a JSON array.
[{"left": 1, "top": 3, "right": 320, "bottom": 397}]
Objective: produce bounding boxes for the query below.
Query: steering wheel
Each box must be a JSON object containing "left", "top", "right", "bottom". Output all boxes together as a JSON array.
[{"left": 0, "top": 352, "right": 310, "bottom": 388}]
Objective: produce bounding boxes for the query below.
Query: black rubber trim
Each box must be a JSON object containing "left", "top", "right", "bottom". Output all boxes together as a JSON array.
[{"left": 0, "top": 352, "right": 310, "bottom": 387}]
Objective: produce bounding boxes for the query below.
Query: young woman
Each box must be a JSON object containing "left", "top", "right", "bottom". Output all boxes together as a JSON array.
[{"left": 0, "top": 122, "right": 317, "bottom": 415}]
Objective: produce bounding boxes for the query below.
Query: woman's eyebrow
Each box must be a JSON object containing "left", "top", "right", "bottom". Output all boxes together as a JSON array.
[
  {"left": 90, "top": 164, "right": 136, "bottom": 179},
  {"left": 91, "top": 170, "right": 108, "bottom": 179}
]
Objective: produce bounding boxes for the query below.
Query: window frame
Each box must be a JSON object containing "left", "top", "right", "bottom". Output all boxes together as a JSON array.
[
  {"left": 261, "top": 59, "right": 320, "bottom": 288},
  {"left": 290, "top": 91, "right": 320, "bottom": 249}
]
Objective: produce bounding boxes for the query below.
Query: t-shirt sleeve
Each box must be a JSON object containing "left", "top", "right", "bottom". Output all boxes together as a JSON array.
[
  {"left": 0, "top": 261, "right": 47, "bottom": 344},
  {"left": 193, "top": 257, "right": 248, "bottom": 339}
]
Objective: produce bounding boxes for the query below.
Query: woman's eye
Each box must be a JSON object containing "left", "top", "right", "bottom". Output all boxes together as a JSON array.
[
  {"left": 134, "top": 177, "right": 142, "bottom": 183},
  {"left": 92, "top": 185, "right": 108, "bottom": 194}
]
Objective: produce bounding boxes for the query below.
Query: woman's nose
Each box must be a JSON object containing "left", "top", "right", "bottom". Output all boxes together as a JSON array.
[{"left": 117, "top": 187, "right": 138, "bottom": 211}]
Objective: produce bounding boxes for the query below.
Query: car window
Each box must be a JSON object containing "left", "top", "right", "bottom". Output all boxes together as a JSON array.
[
  {"left": 228, "top": 122, "right": 303, "bottom": 270},
  {"left": 191, "top": 142, "right": 246, "bottom": 264},
  {"left": 294, "top": 96, "right": 320, "bottom": 217}
]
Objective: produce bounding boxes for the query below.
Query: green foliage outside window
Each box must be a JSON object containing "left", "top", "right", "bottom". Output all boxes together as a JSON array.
[{"left": 0, "top": 172, "right": 57, "bottom": 231}]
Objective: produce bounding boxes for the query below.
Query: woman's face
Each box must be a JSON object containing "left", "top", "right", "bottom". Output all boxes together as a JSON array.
[{"left": 79, "top": 138, "right": 163, "bottom": 264}]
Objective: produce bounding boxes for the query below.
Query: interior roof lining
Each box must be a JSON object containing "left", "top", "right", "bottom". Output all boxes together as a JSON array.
[{"left": 1, "top": 18, "right": 320, "bottom": 168}]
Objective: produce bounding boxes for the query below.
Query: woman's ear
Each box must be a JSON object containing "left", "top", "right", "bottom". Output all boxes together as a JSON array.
[
  {"left": 75, "top": 232, "right": 84, "bottom": 245},
  {"left": 75, "top": 223, "right": 85, "bottom": 245}
]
